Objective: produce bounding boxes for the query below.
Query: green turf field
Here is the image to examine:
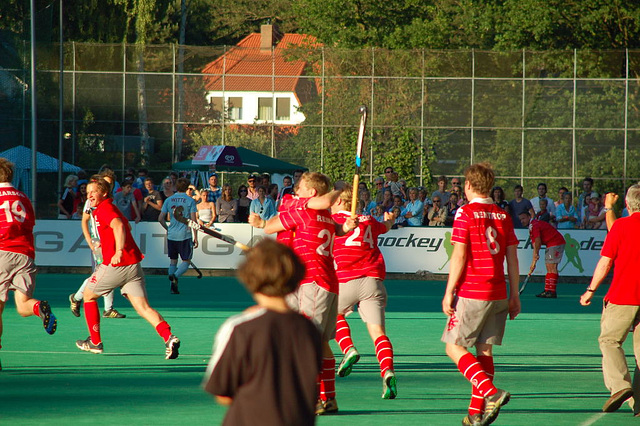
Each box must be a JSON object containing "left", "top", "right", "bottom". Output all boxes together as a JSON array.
[{"left": 1, "top": 274, "right": 638, "bottom": 425}]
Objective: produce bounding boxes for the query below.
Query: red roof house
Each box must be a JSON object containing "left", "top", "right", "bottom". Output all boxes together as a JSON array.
[{"left": 202, "top": 25, "right": 319, "bottom": 125}]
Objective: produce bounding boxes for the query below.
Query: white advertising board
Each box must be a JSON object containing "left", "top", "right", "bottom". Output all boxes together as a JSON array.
[{"left": 34, "top": 221, "right": 604, "bottom": 276}]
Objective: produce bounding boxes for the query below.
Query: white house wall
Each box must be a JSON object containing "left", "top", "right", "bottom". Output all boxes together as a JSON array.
[{"left": 205, "top": 91, "right": 305, "bottom": 125}]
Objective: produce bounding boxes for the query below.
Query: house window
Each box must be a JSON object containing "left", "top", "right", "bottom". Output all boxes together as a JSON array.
[
  {"left": 276, "top": 98, "right": 290, "bottom": 120},
  {"left": 208, "top": 97, "right": 223, "bottom": 121},
  {"left": 228, "top": 97, "right": 243, "bottom": 121},
  {"left": 258, "top": 98, "right": 273, "bottom": 121}
]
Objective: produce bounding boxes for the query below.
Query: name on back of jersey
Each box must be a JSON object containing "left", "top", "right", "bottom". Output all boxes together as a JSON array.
[{"left": 473, "top": 211, "right": 507, "bottom": 220}]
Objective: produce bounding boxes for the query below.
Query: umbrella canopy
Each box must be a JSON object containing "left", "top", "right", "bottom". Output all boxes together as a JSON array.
[
  {"left": 0, "top": 145, "right": 82, "bottom": 197},
  {"left": 173, "top": 146, "right": 307, "bottom": 175},
  {"left": 0, "top": 145, "right": 81, "bottom": 173}
]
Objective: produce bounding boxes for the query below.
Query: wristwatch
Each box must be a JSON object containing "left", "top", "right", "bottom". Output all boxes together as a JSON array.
[{"left": 603, "top": 208, "right": 612, "bottom": 212}]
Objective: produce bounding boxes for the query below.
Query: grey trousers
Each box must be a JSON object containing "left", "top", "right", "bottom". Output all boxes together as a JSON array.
[{"left": 599, "top": 302, "right": 640, "bottom": 403}]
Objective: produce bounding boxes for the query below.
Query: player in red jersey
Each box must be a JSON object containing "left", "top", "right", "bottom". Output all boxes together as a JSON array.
[
  {"left": 441, "top": 163, "right": 520, "bottom": 426},
  {"left": 330, "top": 186, "right": 398, "bottom": 399},
  {"left": 249, "top": 172, "right": 355, "bottom": 415},
  {"left": 518, "top": 211, "right": 566, "bottom": 298},
  {"left": 0, "top": 159, "right": 57, "bottom": 368},
  {"left": 75, "top": 177, "right": 180, "bottom": 359}
]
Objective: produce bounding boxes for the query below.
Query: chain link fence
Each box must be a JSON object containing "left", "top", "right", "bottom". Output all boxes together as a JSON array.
[{"left": 2, "top": 43, "right": 640, "bottom": 200}]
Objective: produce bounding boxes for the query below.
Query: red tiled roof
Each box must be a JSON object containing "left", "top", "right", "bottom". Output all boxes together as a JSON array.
[{"left": 202, "top": 33, "right": 318, "bottom": 92}]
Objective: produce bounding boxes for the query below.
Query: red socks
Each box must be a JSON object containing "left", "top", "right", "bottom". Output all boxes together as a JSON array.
[
  {"left": 335, "top": 315, "right": 354, "bottom": 354},
  {"left": 375, "top": 335, "right": 394, "bottom": 376},
  {"left": 457, "top": 352, "right": 496, "bottom": 398},
  {"left": 545, "top": 273, "right": 559, "bottom": 292},
  {"left": 469, "top": 355, "right": 495, "bottom": 415},
  {"left": 319, "top": 357, "right": 336, "bottom": 401},
  {"left": 32, "top": 301, "right": 41, "bottom": 317},
  {"left": 84, "top": 301, "right": 102, "bottom": 345},
  {"left": 155, "top": 321, "right": 172, "bottom": 342}
]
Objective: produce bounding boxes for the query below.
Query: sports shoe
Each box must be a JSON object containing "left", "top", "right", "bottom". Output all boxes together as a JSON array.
[
  {"left": 39, "top": 301, "right": 57, "bottom": 335},
  {"left": 76, "top": 337, "right": 104, "bottom": 354},
  {"left": 536, "top": 290, "right": 557, "bottom": 298},
  {"left": 315, "top": 398, "right": 339, "bottom": 415},
  {"left": 382, "top": 370, "right": 398, "bottom": 399},
  {"left": 69, "top": 293, "right": 82, "bottom": 317},
  {"left": 103, "top": 309, "right": 126, "bottom": 318},
  {"left": 169, "top": 275, "right": 179, "bottom": 294},
  {"left": 337, "top": 347, "right": 360, "bottom": 377},
  {"left": 482, "top": 389, "right": 510, "bottom": 425},
  {"left": 603, "top": 388, "right": 633, "bottom": 412},
  {"left": 462, "top": 413, "right": 483, "bottom": 426},
  {"left": 165, "top": 335, "right": 180, "bottom": 359}
]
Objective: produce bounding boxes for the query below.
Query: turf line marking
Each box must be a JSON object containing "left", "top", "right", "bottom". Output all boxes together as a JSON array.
[{"left": 579, "top": 413, "right": 605, "bottom": 426}]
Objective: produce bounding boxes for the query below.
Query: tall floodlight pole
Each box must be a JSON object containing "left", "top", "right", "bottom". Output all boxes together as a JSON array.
[
  {"left": 57, "top": 0, "right": 64, "bottom": 200},
  {"left": 30, "top": 0, "right": 38, "bottom": 211}
]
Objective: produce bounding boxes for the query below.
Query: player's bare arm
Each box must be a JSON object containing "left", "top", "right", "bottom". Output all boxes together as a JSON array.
[
  {"left": 580, "top": 256, "right": 613, "bottom": 306},
  {"left": 215, "top": 396, "right": 233, "bottom": 406},
  {"left": 442, "top": 242, "right": 467, "bottom": 316},
  {"left": 110, "top": 217, "right": 127, "bottom": 265},
  {"left": 335, "top": 216, "right": 358, "bottom": 236},
  {"left": 307, "top": 188, "right": 343, "bottom": 210},
  {"left": 81, "top": 210, "right": 94, "bottom": 248},
  {"left": 249, "top": 212, "right": 286, "bottom": 234},
  {"left": 530, "top": 237, "right": 542, "bottom": 274},
  {"left": 604, "top": 192, "right": 619, "bottom": 231},
  {"left": 382, "top": 211, "right": 394, "bottom": 232},
  {"left": 190, "top": 211, "right": 199, "bottom": 249},
  {"left": 158, "top": 211, "right": 168, "bottom": 231},
  {"left": 506, "top": 244, "right": 521, "bottom": 320}
]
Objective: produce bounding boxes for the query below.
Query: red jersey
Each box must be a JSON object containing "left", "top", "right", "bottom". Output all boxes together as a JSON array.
[
  {"left": 93, "top": 198, "right": 143, "bottom": 266},
  {"left": 451, "top": 198, "right": 518, "bottom": 301},
  {"left": 528, "top": 219, "right": 565, "bottom": 247},
  {"left": 332, "top": 211, "right": 387, "bottom": 283},
  {"left": 0, "top": 183, "right": 36, "bottom": 259},
  {"left": 279, "top": 199, "right": 338, "bottom": 293},
  {"left": 601, "top": 213, "right": 640, "bottom": 305}
]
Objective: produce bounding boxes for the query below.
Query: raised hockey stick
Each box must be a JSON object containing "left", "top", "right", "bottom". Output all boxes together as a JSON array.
[
  {"left": 190, "top": 261, "right": 203, "bottom": 279},
  {"left": 351, "top": 105, "right": 368, "bottom": 218},
  {"left": 519, "top": 274, "right": 532, "bottom": 295},
  {"left": 173, "top": 206, "right": 250, "bottom": 251}
]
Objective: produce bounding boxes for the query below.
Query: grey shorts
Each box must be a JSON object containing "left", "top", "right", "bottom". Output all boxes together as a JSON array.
[
  {"left": 0, "top": 251, "right": 36, "bottom": 302},
  {"left": 546, "top": 244, "right": 565, "bottom": 264},
  {"left": 441, "top": 296, "right": 508, "bottom": 347},
  {"left": 286, "top": 282, "right": 338, "bottom": 341},
  {"left": 338, "top": 277, "right": 387, "bottom": 326},
  {"left": 86, "top": 263, "right": 147, "bottom": 299}
]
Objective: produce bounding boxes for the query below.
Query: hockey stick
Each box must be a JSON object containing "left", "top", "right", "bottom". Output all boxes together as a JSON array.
[
  {"left": 190, "top": 261, "right": 203, "bottom": 279},
  {"left": 351, "top": 105, "right": 368, "bottom": 218},
  {"left": 519, "top": 274, "right": 532, "bottom": 295},
  {"left": 173, "top": 206, "right": 250, "bottom": 251}
]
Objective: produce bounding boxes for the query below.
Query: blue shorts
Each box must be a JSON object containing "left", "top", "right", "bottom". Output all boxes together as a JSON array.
[{"left": 168, "top": 239, "right": 193, "bottom": 261}]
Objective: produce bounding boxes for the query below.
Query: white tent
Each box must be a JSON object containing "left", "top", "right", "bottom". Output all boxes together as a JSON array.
[{"left": 0, "top": 145, "right": 81, "bottom": 197}]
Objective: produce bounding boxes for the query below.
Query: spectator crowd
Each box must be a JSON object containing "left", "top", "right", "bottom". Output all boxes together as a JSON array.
[{"left": 55, "top": 165, "right": 612, "bottom": 230}]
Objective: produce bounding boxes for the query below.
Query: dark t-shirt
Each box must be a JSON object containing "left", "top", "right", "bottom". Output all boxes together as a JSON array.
[
  {"left": 509, "top": 197, "right": 533, "bottom": 228},
  {"left": 203, "top": 308, "right": 322, "bottom": 426}
]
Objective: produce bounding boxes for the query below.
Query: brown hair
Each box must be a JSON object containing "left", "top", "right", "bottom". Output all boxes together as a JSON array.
[
  {"left": 464, "top": 163, "right": 495, "bottom": 197},
  {"left": 338, "top": 185, "right": 353, "bottom": 212},
  {"left": 237, "top": 239, "right": 305, "bottom": 297},
  {"left": 221, "top": 183, "right": 233, "bottom": 202},
  {"left": 0, "top": 158, "right": 14, "bottom": 183},
  {"left": 88, "top": 178, "right": 111, "bottom": 196},
  {"left": 299, "top": 172, "right": 330, "bottom": 196},
  {"left": 90, "top": 173, "right": 114, "bottom": 196},
  {"left": 176, "top": 177, "right": 190, "bottom": 192}
]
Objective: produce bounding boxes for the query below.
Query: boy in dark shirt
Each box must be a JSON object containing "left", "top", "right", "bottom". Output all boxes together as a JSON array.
[{"left": 203, "top": 239, "right": 322, "bottom": 426}]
